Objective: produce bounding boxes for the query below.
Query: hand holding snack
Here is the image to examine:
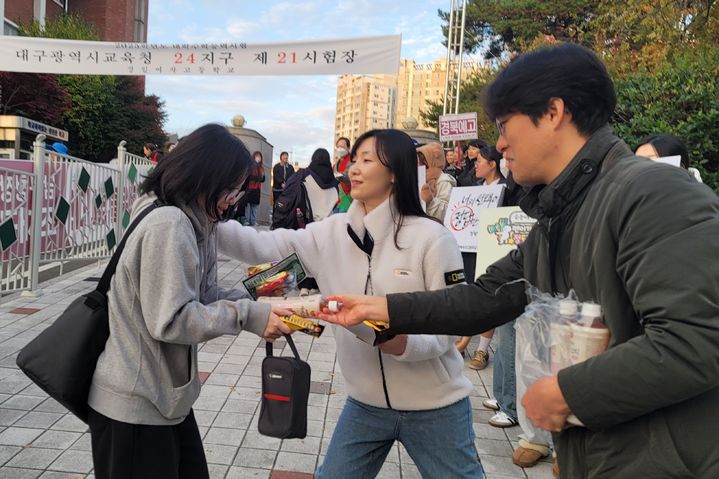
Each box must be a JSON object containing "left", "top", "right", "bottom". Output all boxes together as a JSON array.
[{"left": 264, "top": 308, "right": 294, "bottom": 342}]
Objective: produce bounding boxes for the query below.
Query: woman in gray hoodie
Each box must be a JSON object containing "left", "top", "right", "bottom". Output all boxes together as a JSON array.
[{"left": 87, "top": 124, "right": 292, "bottom": 479}]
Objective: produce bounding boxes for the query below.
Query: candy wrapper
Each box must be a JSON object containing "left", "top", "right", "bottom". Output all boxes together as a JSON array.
[
  {"left": 242, "top": 253, "right": 307, "bottom": 300},
  {"left": 279, "top": 314, "right": 325, "bottom": 337}
]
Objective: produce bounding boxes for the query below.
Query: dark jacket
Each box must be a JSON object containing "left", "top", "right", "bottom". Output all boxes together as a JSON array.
[
  {"left": 443, "top": 164, "right": 462, "bottom": 183},
  {"left": 386, "top": 126, "right": 719, "bottom": 478},
  {"left": 246, "top": 163, "right": 265, "bottom": 205},
  {"left": 457, "top": 158, "right": 478, "bottom": 186},
  {"left": 272, "top": 162, "right": 295, "bottom": 192}
]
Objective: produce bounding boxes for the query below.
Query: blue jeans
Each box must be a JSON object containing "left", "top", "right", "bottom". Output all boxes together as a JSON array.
[
  {"left": 493, "top": 320, "right": 517, "bottom": 419},
  {"left": 316, "top": 397, "right": 484, "bottom": 478},
  {"left": 244, "top": 203, "right": 258, "bottom": 226}
]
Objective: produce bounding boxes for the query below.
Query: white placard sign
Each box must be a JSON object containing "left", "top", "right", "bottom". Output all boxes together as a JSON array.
[
  {"left": 0, "top": 35, "right": 401, "bottom": 76},
  {"left": 475, "top": 207, "right": 537, "bottom": 279},
  {"left": 443, "top": 185, "right": 505, "bottom": 252},
  {"left": 439, "top": 112, "right": 478, "bottom": 142},
  {"left": 418, "top": 166, "right": 426, "bottom": 211},
  {"left": 652, "top": 155, "right": 682, "bottom": 168}
]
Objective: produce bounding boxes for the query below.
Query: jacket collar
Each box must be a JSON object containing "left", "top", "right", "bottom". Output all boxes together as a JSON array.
[
  {"left": 520, "top": 125, "right": 620, "bottom": 220},
  {"left": 346, "top": 196, "right": 396, "bottom": 249}
]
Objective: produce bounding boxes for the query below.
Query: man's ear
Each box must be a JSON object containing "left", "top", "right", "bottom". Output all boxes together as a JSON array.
[{"left": 546, "top": 97, "right": 569, "bottom": 130}]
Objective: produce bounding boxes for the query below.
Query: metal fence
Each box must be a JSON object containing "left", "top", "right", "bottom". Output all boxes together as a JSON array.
[{"left": 0, "top": 135, "right": 154, "bottom": 297}]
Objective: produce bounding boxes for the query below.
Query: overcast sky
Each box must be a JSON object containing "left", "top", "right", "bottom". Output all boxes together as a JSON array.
[{"left": 145, "top": 0, "right": 481, "bottom": 165}]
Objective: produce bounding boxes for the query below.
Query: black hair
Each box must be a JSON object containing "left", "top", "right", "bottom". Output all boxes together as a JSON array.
[
  {"left": 252, "top": 150, "right": 263, "bottom": 160},
  {"left": 483, "top": 43, "right": 616, "bottom": 137},
  {"left": 336, "top": 137, "right": 351, "bottom": 149},
  {"left": 140, "top": 124, "right": 252, "bottom": 222},
  {"left": 479, "top": 145, "right": 503, "bottom": 177},
  {"left": 143, "top": 143, "right": 156, "bottom": 151},
  {"left": 280, "top": 151, "right": 289, "bottom": 159},
  {"left": 350, "top": 129, "right": 432, "bottom": 248},
  {"left": 308, "top": 148, "right": 337, "bottom": 185},
  {"left": 638, "top": 134, "right": 690, "bottom": 169}
]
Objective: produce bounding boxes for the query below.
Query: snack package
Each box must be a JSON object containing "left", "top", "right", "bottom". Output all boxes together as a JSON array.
[
  {"left": 247, "top": 262, "right": 276, "bottom": 277},
  {"left": 279, "top": 314, "right": 325, "bottom": 338},
  {"left": 242, "top": 253, "right": 307, "bottom": 299}
]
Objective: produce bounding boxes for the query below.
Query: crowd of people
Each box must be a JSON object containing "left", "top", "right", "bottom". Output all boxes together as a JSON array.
[{"left": 90, "top": 42, "right": 718, "bottom": 479}]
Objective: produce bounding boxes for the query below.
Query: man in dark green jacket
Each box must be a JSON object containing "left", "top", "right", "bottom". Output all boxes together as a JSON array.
[{"left": 319, "top": 43, "right": 719, "bottom": 478}]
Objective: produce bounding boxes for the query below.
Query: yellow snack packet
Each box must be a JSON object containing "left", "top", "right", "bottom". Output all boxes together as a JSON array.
[{"left": 280, "top": 315, "right": 325, "bottom": 337}]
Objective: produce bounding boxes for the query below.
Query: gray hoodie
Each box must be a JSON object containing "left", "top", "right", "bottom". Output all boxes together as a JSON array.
[{"left": 88, "top": 193, "right": 270, "bottom": 425}]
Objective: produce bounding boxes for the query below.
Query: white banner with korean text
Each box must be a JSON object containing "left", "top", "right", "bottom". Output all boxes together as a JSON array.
[
  {"left": 0, "top": 35, "right": 401, "bottom": 76},
  {"left": 439, "top": 112, "right": 478, "bottom": 142}
]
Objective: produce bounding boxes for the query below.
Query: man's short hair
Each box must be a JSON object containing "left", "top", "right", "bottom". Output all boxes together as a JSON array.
[
  {"left": 280, "top": 151, "right": 289, "bottom": 159},
  {"left": 483, "top": 43, "right": 616, "bottom": 137}
]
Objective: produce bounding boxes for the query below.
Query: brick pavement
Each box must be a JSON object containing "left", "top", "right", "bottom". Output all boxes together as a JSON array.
[{"left": 0, "top": 257, "right": 554, "bottom": 479}]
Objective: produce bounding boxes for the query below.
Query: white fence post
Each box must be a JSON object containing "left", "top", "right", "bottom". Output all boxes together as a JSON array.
[
  {"left": 23, "top": 134, "right": 46, "bottom": 297},
  {"left": 116, "top": 140, "right": 127, "bottom": 240}
]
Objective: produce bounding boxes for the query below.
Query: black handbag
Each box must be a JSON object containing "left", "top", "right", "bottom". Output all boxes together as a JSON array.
[
  {"left": 16, "top": 202, "right": 163, "bottom": 424},
  {"left": 258, "top": 334, "right": 311, "bottom": 439}
]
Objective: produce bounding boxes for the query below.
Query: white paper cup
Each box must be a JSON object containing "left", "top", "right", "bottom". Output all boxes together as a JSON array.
[
  {"left": 569, "top": 323, "right": 610, "bottom": 365},
  {"left": 550, "top": 323, "right": 573, "bottom": 375}
]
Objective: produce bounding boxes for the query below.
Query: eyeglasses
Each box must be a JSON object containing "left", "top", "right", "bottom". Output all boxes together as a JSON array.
[
  {"left": 496, "top": 118, "right": 508, "bottom": 136},
  {"left": 223, "top": 187, "right": 246, "bottom": 204}
]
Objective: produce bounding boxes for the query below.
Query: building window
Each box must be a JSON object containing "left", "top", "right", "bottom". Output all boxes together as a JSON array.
[
  {"left": 134, "top": 0, "right": 146, "bottom": 42},
  {"left": 4, "top": 19, "right": 19, "bottom": 36}
]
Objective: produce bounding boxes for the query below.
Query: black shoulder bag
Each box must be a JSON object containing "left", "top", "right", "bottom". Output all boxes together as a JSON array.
[
  {"left": 258, "top": 334, "right": 311, "bottom": 438},
  {"left": 16, "top": 201, "right": 164, "bottom": 423}
]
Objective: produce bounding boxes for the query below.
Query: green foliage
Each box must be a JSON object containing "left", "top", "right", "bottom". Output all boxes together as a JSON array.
[
  {"left": 18, "top": 13, "right": 99, "bottom": 40},
  {"left": 440, "top": 0, "right": 598, "bottom": 57},
  {"left": 612, "top": 47, "right": 719, "bottom": 192},
  {"left": 15, "top": 14, "right": 166, "bottom": 161}
]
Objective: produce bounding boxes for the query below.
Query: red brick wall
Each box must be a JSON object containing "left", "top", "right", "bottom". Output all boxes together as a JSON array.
[
  {"left": 46, "top": 0, "right": 65, "bottom": 19},
  {"left": 5, "top": 0, "right": 34, "bottom": 26},
  {"left": 69, "top": 0, "right": 143, "bottom": 42}
]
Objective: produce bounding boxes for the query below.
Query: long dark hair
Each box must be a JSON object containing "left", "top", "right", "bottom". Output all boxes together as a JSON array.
[
  {"left": 638, "top": 134, "right": 690, "bottom": 169},
  {"left": 308, "top": 148, "right": 339, "bottom": 187},
  {"left": 140, "top": 124, "right": 252, "bottom": 222},
  {"left": 351, "top": 129, "right": 432, "bottom": 248}
]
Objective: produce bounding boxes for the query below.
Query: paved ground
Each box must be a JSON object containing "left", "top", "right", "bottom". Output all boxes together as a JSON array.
[{"left": 0, "top": 255, "right": 554, "bottom": 479}]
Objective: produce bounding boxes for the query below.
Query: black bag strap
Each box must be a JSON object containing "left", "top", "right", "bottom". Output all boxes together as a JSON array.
[
  {"left": 96, "top": 200, "right": 166, "bottom": 296},
  {"left": 265, "top": 334, "right": 300, "bottom": 359}
]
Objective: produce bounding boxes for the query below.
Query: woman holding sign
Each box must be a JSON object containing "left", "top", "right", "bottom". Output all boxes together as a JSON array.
[{"left": 218, "top": 129, "right": 484, "bottom": 478}]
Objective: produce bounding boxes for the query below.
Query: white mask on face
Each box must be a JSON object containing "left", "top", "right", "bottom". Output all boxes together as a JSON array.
[
  {"left": 500, "top": 158, "right": 509, "bottom": 178},
  {"left": 255, "top": 156, "right": 262, "bottom": 163},
  {"left": 336, "top": 147, "right": 348, "bottom": 157}
]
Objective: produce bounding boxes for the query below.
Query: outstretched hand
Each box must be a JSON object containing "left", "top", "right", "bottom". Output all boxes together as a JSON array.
[{"left": 315, "top": 295, "right": 390, "bottom": 327}]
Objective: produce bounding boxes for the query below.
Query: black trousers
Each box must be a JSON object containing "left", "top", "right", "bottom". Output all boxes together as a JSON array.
[{"left": 88, "top": 408, "right": 209, "bottom": 479}]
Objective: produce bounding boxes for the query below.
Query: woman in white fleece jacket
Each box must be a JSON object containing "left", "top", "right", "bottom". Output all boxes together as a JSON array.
[{"left": 219, "top": 129, "right": 484, "bottom": 478}]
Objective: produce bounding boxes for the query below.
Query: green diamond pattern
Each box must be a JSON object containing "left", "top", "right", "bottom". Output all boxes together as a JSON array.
[
  {"left": 0, "top": 218, "right": 18, "bottom": 251},
  {"left": 127, "top": 163, "right": 138, "bottom": 184},
  {"left": 55, "top": 196, "right": 70, "bottom": 225},
  {"left": 77, "top": 167, "right": 90, "bottom": 193},
  {"left": 122, "top": 210, "right": 131, "bottom": 228},
  {"left": 106, "top": 229, "right": 117, "bottom": 251},
  {"left": 104, "top": 177, "right": 115, "bottom": 199},
  {"left": 95, "top": 194, "right": 103, "bottom": 208}
]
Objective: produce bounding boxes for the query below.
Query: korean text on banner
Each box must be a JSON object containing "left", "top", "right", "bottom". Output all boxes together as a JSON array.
[
  {"left": 439, "top": 112, "right": 478, "bottom": 142},
  {"left": 475, "top": 206, "right": 537, "bottom": 280},
  {"left": 443, "top": 184, "right": 505, "bottom": 253},
  {"left": 0, "top": 35, "right": 401, "bottom": 76}
]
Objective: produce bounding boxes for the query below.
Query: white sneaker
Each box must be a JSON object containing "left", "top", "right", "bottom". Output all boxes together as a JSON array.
[
  {"left": 488, "top": 411, "right": 518, "bottom": 428},
  {"left": 482, "top": 398, "right": 500, "bottom": 411}
]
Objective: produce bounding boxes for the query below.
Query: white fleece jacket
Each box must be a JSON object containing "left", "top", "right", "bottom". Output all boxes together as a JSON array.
[{"left": 219, "top": 197, "right": 473, "bottom": 410}]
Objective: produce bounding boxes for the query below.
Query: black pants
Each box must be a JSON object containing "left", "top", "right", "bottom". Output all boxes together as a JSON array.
[{"left": 88, "top": 408, "right": 209, "bottom": 479}]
